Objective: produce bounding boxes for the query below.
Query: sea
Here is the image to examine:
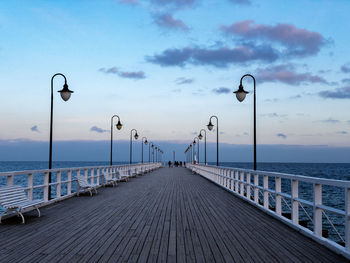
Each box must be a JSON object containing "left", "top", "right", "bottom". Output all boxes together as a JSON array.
[{"left": 0, "top": 161, "right": 349, "bottom": 244}]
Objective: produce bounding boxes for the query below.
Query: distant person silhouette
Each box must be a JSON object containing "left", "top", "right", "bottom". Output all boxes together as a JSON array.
[{"left": 168, "top": 161, "right": 172, "bottom": 168}]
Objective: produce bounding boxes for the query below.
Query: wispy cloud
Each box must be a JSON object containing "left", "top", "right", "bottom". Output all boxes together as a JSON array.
[
  {"left": 221, "top": 20, "right": 328, "bottom": 57},
  {"left": 318, "top": 86, "right": 350, "bottom": 99},
  {"left": 175, "top": 77, "right": 194, "bottom": 85},
  {"left": 119, "top": 0, "right": 138, "bottom": 5},
  {"left": 277, "top": 133, "right": 287, "bottom": 139},
  {"left": 256, "top": 64, "right": 330, "bottom": 85},
  {"left": 228, "top": 0, "right": 251, "bottom": 5},
  {"left": 90, "top": 126, "right": 109, "bottom": 133},
  {"left": 342, "top": 78, "right": 350, "bottom": 84},
  {"left": 261, "top": 113, "right": 287, "bottom": 118},
  {"left": 99, "top": 67, "right": 146, "bottom": 80},
  {"left": 341, "top": 63, "right": 350, "bottom": 73},
  {"left": 337, "top": 131, "right": 348, "bottom": 135},
  {"left": 320, "top": 118, "right": 340, "bottom": 124},
  {"left": 212, "top": 87, "right": 231, "bottom": 94},
  {"left": 30, "top": 125, "right": 40, "bottom": 133},
  {"left": 154, "top": 13, "right": 189, "bottom": 31},
  {"left": 150, "top": 0, "right": 196, "bottom": 8}
]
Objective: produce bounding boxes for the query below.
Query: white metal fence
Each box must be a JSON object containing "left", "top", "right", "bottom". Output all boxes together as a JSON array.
[
  {"left": 187, "top": 163, "right": 350, "bottom": 259},
  {"left": 0, "top": 163, "right": 162, "bottom": 205}
]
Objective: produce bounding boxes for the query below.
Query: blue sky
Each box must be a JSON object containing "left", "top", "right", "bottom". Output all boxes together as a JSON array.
[{"left": 0, "top": 0, "right": 350, "bottom": 162}]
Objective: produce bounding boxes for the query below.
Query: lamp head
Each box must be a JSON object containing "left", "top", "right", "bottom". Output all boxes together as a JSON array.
[
  {"left": 58, "top": 83, "right": 73, "bottom": 102},
  {"left": 145, "top": 139, "right": 148, "bottom": 145},
  {"left": 233, "top": 84, "right": 249, "bottom": 102},
  {"left": 116, "top": 120, "right": 123, "bottom": 130},
  {"left": 207, "top": 120, "right": 214, "bottom": 131},
  {"left": 193, "top": 140, "right": 196, "bottom": 145},
  {"left": 134, "top": 132, "right": 139, "bottom": 140},
  {"left": 198, "top": 133, "right": 203, "bottom": 140}
]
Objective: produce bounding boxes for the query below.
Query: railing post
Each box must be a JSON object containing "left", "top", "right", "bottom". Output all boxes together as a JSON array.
[
  {"left": 254, "top": 174, "right": 259, "bottom": 204},
  {"left": 246, "top": 173, "right": 251, "bottom": 200},
  {"left": 313, "top": 183, "right": 322, "bottom": 236},
  {"left": 230, "top": 170, "right": 234, "bottom": 190},
  {"left": 235, "top": 171, "right": 239, "bottom": 193},
  {"left": 97, "top": 168, "right": 100, "bottom": 185},
  {"left": 275, "top": 177, "right": 282, "bottom": 216},
  {"left": 76, "top": 169, "right": 81, "bottom": 194},
  {"left": 240, "top": 172, "right": 244, "bottom": 196},
  {"left": 90, "top": 168, "right": 94, "bottom": 184},
  {"left": 263, "top": 175, "right": 269, "bottom": 209},
  {"left": 28, "top": 173, "right": 33, "bottom": 201},
  {"left": 292, "top": 179, "right": 299, "bottom": 224},
  {"left": 67, "top": 170, "right": 72, "bottom": 195},
  {"left": 7, "top": 175, "right": 14, "bottom": 186},
  {"left": 84, "top": 168, "right": 88, "bottom": 181},
  {"left": 345, "top": 188, "right": 350, "bottom": 250},
  {"left": 56, "top": 171, "right": 61, "bottom": 199},
  {"left": 44, "top": 172, "right": 49, "bottom": 202}
]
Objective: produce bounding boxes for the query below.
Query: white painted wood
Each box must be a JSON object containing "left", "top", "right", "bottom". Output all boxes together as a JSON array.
[
  {"left": 246, "top": 173, "right": 251, "bottom": 200},
  {"left": 97, "top": 168, "right": 100, "bottom": 185},
  {"left": 56, "top": 171, "right": 61, "bottom": 198},
  {"left": 275, "top": 177, "right": 282, "bottom": 216},
  {"left": 263, "top": 175, "right": 269, "bottom": 209},
  {"left": 292, "top": 179, "right": 299, "bottom": 224},
  {"left": 240, "top": 172, "right": 244, "bottom": 196},
  {"left": 235, "top": 171, "right": 239, "bottom": 193},
  {"left": 7, "top": 175, "right": 14, "bottom": 186},
  {"left": 67, "top": 170, "right": 72, "bottom": 195},
  {"left": 314, "top": 183, "right": 322, "bottom": 236},
  {"left": 254, "top": 174, "right": 259, "bottom": 204},
  {"left": 28, "top": 173, "right": 33, "bottom": 201},
  {"left": 44, "top": 172, "right": 49, "bottom": 202}
]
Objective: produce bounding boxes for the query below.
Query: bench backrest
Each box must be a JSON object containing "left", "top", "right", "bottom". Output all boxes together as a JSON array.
[
  {"left": 0, "top": 186, "right": 29, "bottom": 208},
  {"left": 76, "top": 175, "right": 91, "bottom": 188}
]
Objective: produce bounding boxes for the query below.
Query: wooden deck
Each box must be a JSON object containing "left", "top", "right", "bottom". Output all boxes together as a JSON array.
[{"left": 0, "top": 167, "right": 347, "bottom": 262}]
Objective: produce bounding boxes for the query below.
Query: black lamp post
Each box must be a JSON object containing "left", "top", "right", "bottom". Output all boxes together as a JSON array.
[
  {"left": 49, "top": 73, "right": 73, "bottom": 200},
  {"left": 141, "top": 137, "right": 148, "bottom": 163},
  {"left": 193, "top": 137, "right": 199, "bottom": 164},
  {"left": 198, "top": 129, "right": 206, "bottom": 164},
  {"left": 207, "top": 115, "right": 219, "bottom": 166},
  {"left": 155, "top": 146, "right": 158, "bottom": 162},
  {"left": 152, "top": 144, "right": 155, "bottom": 162},
  {"left": 110, "top": 115, "right": 123, "bottom": 166},
  {"left": 234, "top": 74, "right": 257, "bottom": 170},
  {"left": 190, "top": 144, "right": 193, "bottom": 163},
  {"left": 148, "top": 141, "right": 152, "bottom": 163},
  {"left": 130, "top": 129, "right": 139, "bottom": 164}
]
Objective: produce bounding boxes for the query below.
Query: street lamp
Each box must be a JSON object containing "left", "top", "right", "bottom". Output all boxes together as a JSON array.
[
  {"left": 155, "top": 146, "right": 158, "bottom": 162},
  {"left": 198, "top": 129, "right": 206, "bottom": 164},
  {"left": 193, "top": 137, "right": 199, "bottom": 164},
  {"left": 49, "top": 73, "right": 73, "bottom": 200},
  {"left": 110, "top": 115, "right": 123, "bottom": 166},
  {"left": 130, "top": 129, "right": 139, "bottom": 164},
  {"left": 233, "top": 74, "right": 257, "bottom": 170},
  {"left": 207, "top": 115, "right": 219, "bottom": 166},
  {"left": 148, "top": 141, "right": 152, "bottom": 163},
  {"left": 151, "top": 143, "right": 155, "bottom": 162},
  {"left": 141, "top": 137, "right": 148, "bottom": 163}
]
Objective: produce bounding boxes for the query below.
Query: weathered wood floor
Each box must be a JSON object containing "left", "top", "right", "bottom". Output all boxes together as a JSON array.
[{"left": 0, "top": 167, "right": 347, "bottom": 262}]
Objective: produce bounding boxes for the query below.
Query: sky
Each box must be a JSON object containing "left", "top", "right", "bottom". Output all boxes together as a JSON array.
[{"left": 0, "top": 0, "right": 350, "bottom": 162}]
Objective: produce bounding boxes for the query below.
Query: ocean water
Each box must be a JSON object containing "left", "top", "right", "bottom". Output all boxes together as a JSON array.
[{"left": 0, "top": 161, "right": 349, "bottom": 244}]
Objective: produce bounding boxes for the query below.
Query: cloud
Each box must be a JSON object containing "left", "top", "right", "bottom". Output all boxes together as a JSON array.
[
  {"left": 337, "top": 131, "right": 348, "bottom": 135},
  {"left": 341, "top": 63, "right": 350, "bottom": 73},
  {"left": 289, "top": 94, "right": 302, "bottom": 99},
  {"left": 318, "top": 86, "right": 350, "bottom": 99},
  {"left": 256, "top": 64, "right": 329, "bottom": 85},
  {"left": 212, "top": 87, "right": 231, "bottom": 94},
  {"left": 277, "top": 133, "right": 287, "bottom": 139},
  {"left": 228, "top": 0, "right": 251, "bottom": 5},
  {"left": 119, "top": 0, "right": 138, "bottom": 5},
  {"left": 99, "top": 67, "right": 146, "bottom": 80},
  {"left": 154, "top": 13, "right": 188, "bottom": 31},
  {"left": 171, "top": 88, "right": 181, "bottom": 93},
  {"left": 146, "top": 43, "right": 279, "bottom": 67},
  {"left": 221, "top": 20, "right": 328, "bottom": 57},
  {"left": 90, "top": 126, "right": 109, "bottom": 133},
  {"left": 175, "top": 77, "right": 194, "bottom": 85},
  {"left": 342, "top": 78, "right": 350, "bottom": 84},
  {"left": 30, "top": 125, "right": 40, "bottom": 133},
  {"left": 150, "top": 0, "right": 196, "bottom": 8},
  {"left": 320, "top": 118, "right": 340, "bottom": 124},
  {"left": 261, "top": 113, "right": 287, "bottom": 118}
]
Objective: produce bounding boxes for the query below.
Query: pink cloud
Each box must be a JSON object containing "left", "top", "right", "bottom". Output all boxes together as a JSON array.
[
  {"left": 221, "top": 20, "right": 327, "bottom": 57},
  {"left": 154, "top": 14, "right": 189, "bottom": 31}
]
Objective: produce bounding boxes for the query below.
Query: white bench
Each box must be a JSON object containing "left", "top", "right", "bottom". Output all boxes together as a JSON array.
[
  {"left": 0, "top": 185, "right": 43, "bottom": 224},
  {"left": 76, "top": 175, "right": 98, "bottom": 196},
  {"left": 102, "top": 172, "right": 119, "bottom": 187},
  {"left": 118, "top": 170, "right": 130, "bottom": 182}
]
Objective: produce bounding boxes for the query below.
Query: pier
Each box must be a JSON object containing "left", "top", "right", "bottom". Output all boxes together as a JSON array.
[{"left": 0, "top": 166, "right": 347, "bottom": 262}]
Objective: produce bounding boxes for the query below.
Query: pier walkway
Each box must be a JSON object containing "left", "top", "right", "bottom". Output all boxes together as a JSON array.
[{"left": 0, "top": 167, "right": 346, "bottom": 262}]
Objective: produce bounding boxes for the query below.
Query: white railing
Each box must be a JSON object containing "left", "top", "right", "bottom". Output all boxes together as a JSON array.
[
  {"left": 187, "top": 163, "right": 350, "bottom": 259},
  {"left": 0, "top": 162, "right": 162, "bottom": 205}
]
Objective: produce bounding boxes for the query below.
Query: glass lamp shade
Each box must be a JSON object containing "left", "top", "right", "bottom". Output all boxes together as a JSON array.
[
  {"left": 198, "top": 133, "right": 203, "bottom": 140},
  {"left": 152, "top": 144, "right": 154, "bottom": 148},
  {"left": 134, "top": 133, "right": 139, "bottom": 140},
  {"left": 145, "top": 139, "right": 148, "bottom": 145},
  {"left": 193, "top": 140, "right": 196, "bottom": 145},
  {"left": 116, "top": 120, "right": 123, "bottom": 130},
  {"left": 234, "top": 84, "right": 249, "bottom": 102},
  {"left": 207, "top": 121, "right": 214, "bottom": 131},
  {"left": 58, "top": 84, "right": 73, "bottom": 102}
]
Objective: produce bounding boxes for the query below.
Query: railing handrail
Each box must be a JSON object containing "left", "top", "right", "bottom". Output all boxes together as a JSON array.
[{"left": 203, "top": 163, "right": 350, "bottom": 188}]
